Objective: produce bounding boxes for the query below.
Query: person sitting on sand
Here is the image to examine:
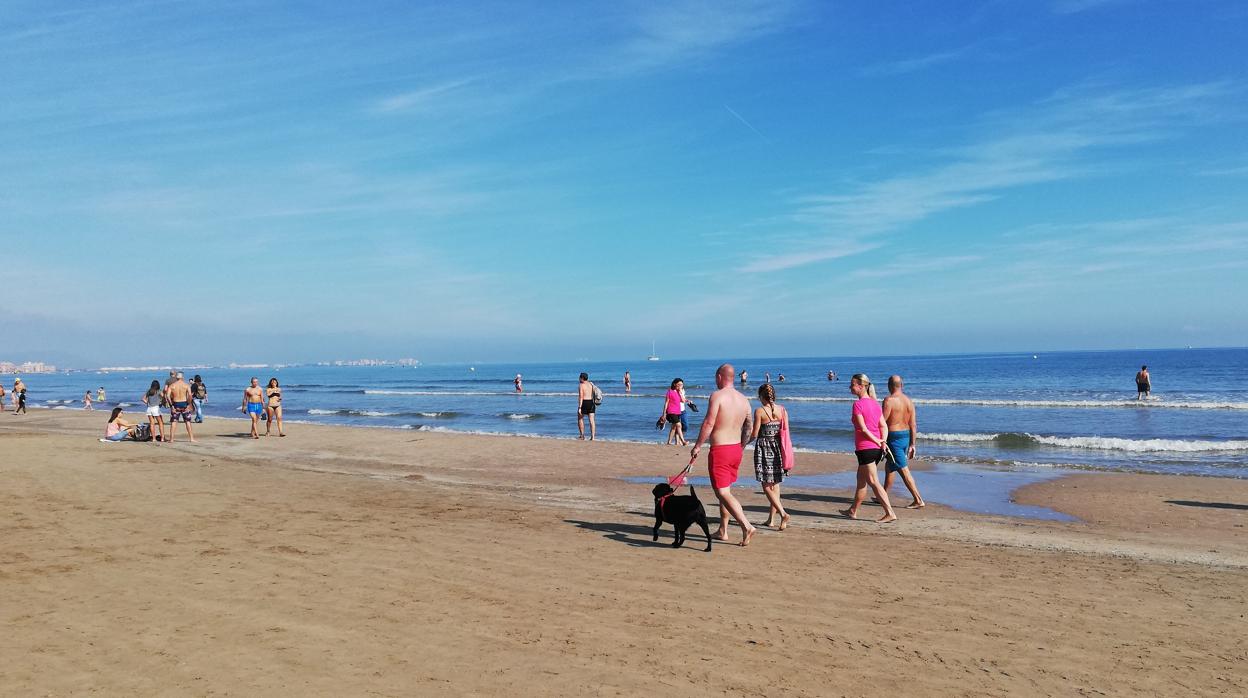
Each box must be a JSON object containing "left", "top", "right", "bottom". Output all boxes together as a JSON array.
[
  {"left": 748, "top": 382, "right": 790, "bottom": 531},
  {"left": 690, "top": 363, "right": 756, "bottom": 546},
  {"left": 841, "top": 374, "right": 897, "bottom": 523},
  {"left": 881, "top": 375, "right": 925, "bottom": 509},
  {"left": 242, "top": 378, "right": 265, "bottom": 439},
  {"left": 103, "top": 407, "right": 139, "bottom": 442}
]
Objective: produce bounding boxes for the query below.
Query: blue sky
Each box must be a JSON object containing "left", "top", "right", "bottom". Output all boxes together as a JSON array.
[{"left": 2, "top": 0, "right": 1246, "bottom": 366}]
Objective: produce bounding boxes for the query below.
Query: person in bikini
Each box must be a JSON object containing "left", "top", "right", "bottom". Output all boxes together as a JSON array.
[
  {"left": 577, "top": 372, "right": 596, "bottom": 440},
  {"left": 242, "top": 377, "right": 265, "bottom": 439},
  {"left": 690, "top": 363, "right": 756, "bottom": 546},
  {"left": 265, "top": 378, "right": 285, "bottom": 437},
  {"left": 881, "top": 375, "right": 925, "bottom": 509},
  {"left": 623, "top": 371, "right": 631, "bottom": 394},
  {"left": 166, "top": 372, "right": 196, "bottom": 442}
]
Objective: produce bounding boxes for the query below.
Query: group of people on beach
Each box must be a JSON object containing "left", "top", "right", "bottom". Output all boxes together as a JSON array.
[
  {"left": 685, "top": 364, "right": 926, "bottom": 545},
  {"left": 0, "top": 377, "right": 28, "bottom": 413},
  {"left": 102, "top": 372, "right": 285, "bottom": 443}
]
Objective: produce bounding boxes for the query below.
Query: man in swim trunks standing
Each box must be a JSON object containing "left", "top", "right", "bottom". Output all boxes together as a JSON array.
[
  {"left": 1136, "top": 365, "right": 1151, "bottom": 400},
  {"left": 166, "top": 372, "right": 196, "bottom": 443},
  {"left": 577, "top": 372, "right": 596, "bottom": 441},
  {"left": 881, "top": 375, "right": 924, "bottom": 509},
  {"left": 242, "top": 377, "right": 265, "bottom": 439},
  {"left": 690, "top": 363, "right": 756, "bottom": 546}
]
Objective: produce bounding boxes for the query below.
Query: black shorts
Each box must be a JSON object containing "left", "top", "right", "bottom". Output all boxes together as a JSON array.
[
  {"left": 855, "top": 448, "right": 883, "bottom": 466},
  {"left": 580, "top": 399, "right": 596, "bottom": 415},
  {"left": 1137, "top": 382, "right": 1150, "bottom": 392},
  {"left": 665, "top": 413, "right": 681, "bottom": 424}
]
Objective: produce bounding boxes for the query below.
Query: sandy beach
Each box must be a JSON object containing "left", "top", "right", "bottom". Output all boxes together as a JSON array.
[{"left": 2, "top": 410, "right": 1246, "bottom": 695}]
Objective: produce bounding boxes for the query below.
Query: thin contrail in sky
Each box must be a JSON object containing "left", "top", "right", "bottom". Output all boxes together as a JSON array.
[{"left": 723, "top": 104, "right": 770, "bottom": 143}]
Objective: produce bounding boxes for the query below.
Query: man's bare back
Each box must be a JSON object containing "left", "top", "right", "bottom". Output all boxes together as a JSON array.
[
  {"left": 168, "top": 380, "right": 192, "bottom": 403},
  {"left": 882, "top": 392, "right": 914, "bottom": 431},
  {"left": 706, "top": 386, "right": 751, "bottom": 446}
]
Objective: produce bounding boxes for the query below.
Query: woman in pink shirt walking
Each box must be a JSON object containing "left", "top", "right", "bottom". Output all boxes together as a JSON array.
[{"left": 841, "top": 373, "right": 897, "bottom": 523}]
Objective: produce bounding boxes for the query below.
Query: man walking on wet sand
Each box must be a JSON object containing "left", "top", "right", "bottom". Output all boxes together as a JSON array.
[
  {"left": 577, "top": 372, "right": 597, "bottom": 441},
  {"left": 690, "top": 363, "right": 756, "bottom": 546},
  {"left": 882, "top": 375, "right": 925, "bottom": 509}
]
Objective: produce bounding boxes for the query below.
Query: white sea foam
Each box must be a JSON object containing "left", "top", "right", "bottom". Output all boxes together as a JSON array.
[{"left": 925, "top": 432, "right": 1248, "bottom": 453}]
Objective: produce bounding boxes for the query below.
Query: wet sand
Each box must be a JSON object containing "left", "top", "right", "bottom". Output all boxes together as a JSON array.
[{"left": 2, "top": 411, "right": 1246, "bottom": 695}]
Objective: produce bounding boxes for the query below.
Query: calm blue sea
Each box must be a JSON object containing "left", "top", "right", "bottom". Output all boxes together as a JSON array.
[{"left": 18, "top": 348, "right": 1248, "bottom": 478}]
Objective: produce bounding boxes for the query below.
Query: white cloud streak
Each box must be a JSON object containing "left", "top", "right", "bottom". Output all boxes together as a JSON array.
[{"left": 742, "top": 81, "right": 1236, "bottom": 273}]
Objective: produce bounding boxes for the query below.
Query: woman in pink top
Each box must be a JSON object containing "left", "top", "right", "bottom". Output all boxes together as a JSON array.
[
  {"left": 841, "top": 374, "right": 897, "bottom": 523},
  {"left": 659, "top": 378, "right": 688, "bottom": 446},
  {"left": 103, "top": 407, "right": 138, "bottom": 442}
]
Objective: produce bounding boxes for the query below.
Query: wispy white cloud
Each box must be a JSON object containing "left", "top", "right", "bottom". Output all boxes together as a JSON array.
[
  {"left": 370, "top": 78, "right": 479, "bottom": 114},
  {"left": 860, "top": 44, "right": 978, "bottom": 77},
  {"left": 741, "top": 81, "right": 1236, "bottom": 273},
  {"left": 1051, "top": 0, "right": 1132, "bottom": 15},
  {"left": 598, "top": 0, "right": 802, "bottom": 75}
]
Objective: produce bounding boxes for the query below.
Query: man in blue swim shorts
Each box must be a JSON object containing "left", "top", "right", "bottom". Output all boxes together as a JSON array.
[
  {"left": 242, "top": 377, "right": 265, "bottom": 439},
  {"left": 881, "top": 375, "right": 925, "bottom": 509}
]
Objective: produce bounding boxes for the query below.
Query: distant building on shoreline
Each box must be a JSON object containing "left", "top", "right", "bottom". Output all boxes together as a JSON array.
[{"left": 0, "top": 361, "right": 57, "bottom": 374}]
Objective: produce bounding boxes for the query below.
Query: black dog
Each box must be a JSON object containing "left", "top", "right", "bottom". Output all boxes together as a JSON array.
[{"left": 651, "top": 482, "right": 713, "bottom": 552}]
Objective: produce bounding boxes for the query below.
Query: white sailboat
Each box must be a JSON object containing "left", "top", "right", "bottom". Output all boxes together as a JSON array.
[{"left": 647, "top": 341, "right": 660, "bottom": 361}]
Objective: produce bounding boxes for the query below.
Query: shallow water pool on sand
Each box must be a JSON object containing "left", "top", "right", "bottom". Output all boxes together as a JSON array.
[{"left": 626, "top": 462, "right": 1076, "bottom": 521}]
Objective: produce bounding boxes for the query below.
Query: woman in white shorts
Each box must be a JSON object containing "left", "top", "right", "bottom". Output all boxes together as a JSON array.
[{"left": 142, "top": 380, "right": 166, "bottom": 444}]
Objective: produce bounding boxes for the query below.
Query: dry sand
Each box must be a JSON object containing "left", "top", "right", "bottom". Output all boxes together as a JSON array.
[{"left": 2, "top": 410, "right": 1246, "bottom": 696}]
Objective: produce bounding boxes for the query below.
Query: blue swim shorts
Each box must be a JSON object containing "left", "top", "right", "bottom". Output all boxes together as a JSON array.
[{"left": 886, "top": 430, "right": 911, "bottom": 473}]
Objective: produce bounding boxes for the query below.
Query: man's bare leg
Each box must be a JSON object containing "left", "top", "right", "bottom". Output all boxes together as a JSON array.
[
  {"left": 897, "top": 468, "right": 924, "bottom": 508},
  {"left": 714, "top": 487, "right": 756, "bottom": 546},
  {"left": 186, "top": 420, "right": 196, "bottom": 443},
  {"left": 250, "top": 413, "right": 260, "bottom": 439},
  {"left": 577, "top": 414, "right": 585, "bottom": 440},
  {"left": 588, "top": 414, "right": 596, "bottom": 441}
]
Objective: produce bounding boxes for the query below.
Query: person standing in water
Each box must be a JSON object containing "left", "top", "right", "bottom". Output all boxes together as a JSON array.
[
  {"left": 1136, "top": 365, "right": 1151, "bottom": 400},
  {"left": 841, "top": 374, "right": 897, "bottom": 523},
  {"left": 881, "top": 375, "right": 925, "bottom": 509},
  {"left": 242, "top": 378, "right": 265, "bottom": 439},
  {"left": 97, "top": 386, "right": 106, "bottom": 403},
  {"left": 577, "top": 372, "right": 597, "bottom": 441},
  {"left": 690, "top": 363, "right": 756, "bottom": 547},
  {"left": 514, "top": 373, "right": 523, "bottom": 394},
  {"left": 748, "top": 382, "right": 791, "bottom": 530},
  {"left": 623, "top": 371, "right": 631, "bottom": 394},
  {"left": 739, "top": 369, "right": 748, "bottom": 386}
]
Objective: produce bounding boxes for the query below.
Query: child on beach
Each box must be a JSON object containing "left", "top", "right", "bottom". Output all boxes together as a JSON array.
[
  {"left": 84, "top": 391, "right": 94, "bottom": 410},
  {"left": 15, "top": 388, "right": 27, "bottom": 414}
]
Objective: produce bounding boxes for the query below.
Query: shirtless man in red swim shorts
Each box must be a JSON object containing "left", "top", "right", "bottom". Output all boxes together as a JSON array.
[{"left": 690, "top": 363, "right": 756, "bottom": 546}]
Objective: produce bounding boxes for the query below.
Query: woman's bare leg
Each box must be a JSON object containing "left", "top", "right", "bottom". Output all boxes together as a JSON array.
[
  {"left": 275, "top": 408, "right": 284, "bottom": 436},
  {"left": 865, "top": 465, "right": 897, "bottom": 522},
  {"left": 842, "top": 466, "right": 870, "bottom": 519}
]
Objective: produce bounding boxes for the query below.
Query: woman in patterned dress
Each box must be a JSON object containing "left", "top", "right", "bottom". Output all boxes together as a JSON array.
[{"left": 748, "top": 382, "right": 790, "bottom": 530}]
